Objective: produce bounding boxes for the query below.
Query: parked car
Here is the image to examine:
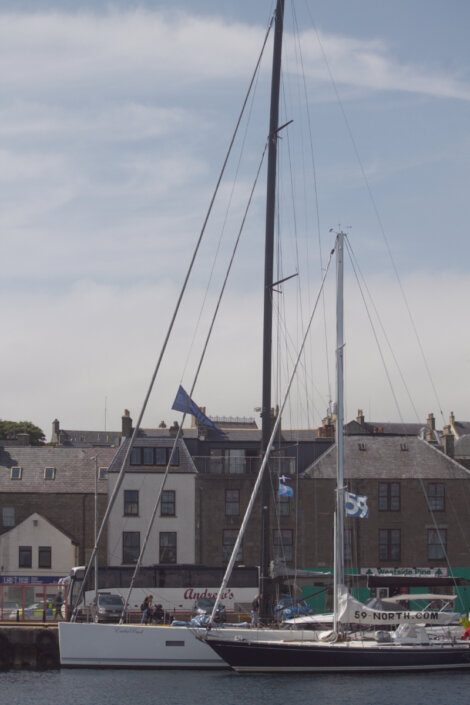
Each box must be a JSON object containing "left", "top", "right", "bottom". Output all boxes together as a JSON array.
[
  {"left": 18, "top": 602, "right": 54, "bottom": 621},
  {"left": 1, "top": 601, "right": 20, "bottom": 619},
  {"left": 89, "top": 593, "right": 126, "bottom": 623}
]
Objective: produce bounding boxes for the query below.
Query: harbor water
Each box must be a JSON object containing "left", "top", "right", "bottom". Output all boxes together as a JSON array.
[{"left": 2, "top": 669, "right": 470, "bottom": 705}]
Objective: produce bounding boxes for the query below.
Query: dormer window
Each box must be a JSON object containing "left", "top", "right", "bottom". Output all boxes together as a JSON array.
[
  {"left": 358, "top": 442, "right": 366, "bottom": 451},
  {"left": 400, "top": 443, "right": 408, "bottom": 451},
  {"left": 10, "top": 467, "right": 22, "bottom": 480},
  {"left": 98, "top": 467, "right": 108, "bottom": 480},
  {"left": 44, "top": 467, "right": 56, "bottom": 480}
]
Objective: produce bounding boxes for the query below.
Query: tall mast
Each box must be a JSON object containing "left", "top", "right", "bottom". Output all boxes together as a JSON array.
[
  {"left": 259, "top": 0, "right": 284, "bottom": 623},
  {"left": 333, "top": 231, "right": 345, "bottom": 634}
]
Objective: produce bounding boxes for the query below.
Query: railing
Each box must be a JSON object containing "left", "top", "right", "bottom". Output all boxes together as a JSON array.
[
  {"left": 192, "top": 456, "right": 296, "bottom": 475},
  {"left": 0, "top": 582, "right": 64, "bottom": 622}
]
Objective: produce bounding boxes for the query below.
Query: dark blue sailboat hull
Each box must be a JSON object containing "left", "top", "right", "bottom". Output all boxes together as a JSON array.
[{"left": 205, "top": 637, "right": 470, "bottom": 672}]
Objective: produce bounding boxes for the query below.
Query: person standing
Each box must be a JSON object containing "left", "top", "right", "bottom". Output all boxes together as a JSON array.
[{"left": 141, "top": 594, "right": 154, "bottom": 625}]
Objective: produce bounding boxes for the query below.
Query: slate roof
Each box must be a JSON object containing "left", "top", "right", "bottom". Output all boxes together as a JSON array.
[
  {"left": 53, "top": 429, "right": 122, "bottom": 447},
  {"left": 452, "top": 421, "right": 470, "bottom": 438},
  {"left": 304, "top": 436, "right": 470, "bottom": 480},
  {"left": 0, "top": 445, "right": 119, "bottom": 493},
  {"left": 345, "top": 420, "right": 426, "bottom": 437},
  {"left": 455, "top": 436, "right": 470, "bottom": 457}
]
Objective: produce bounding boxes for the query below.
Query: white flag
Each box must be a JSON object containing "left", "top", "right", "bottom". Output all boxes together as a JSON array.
[{"left": 345, "top": 491, "right": 368, "bottom": 518}]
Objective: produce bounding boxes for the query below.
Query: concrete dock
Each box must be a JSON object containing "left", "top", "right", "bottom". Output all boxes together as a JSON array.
[{"left": 0, "top": 624, "right": 59, "bottom": 669}]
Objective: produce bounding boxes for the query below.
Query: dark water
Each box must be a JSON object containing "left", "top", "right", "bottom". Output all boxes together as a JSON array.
[{"left": 1, "top": 669, "right": 470, "bottom": 705}]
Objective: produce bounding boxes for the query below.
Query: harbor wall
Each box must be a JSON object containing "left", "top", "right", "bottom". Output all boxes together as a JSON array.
[{"left": 0, "top": 626, "right": 59, "bottom": 669}]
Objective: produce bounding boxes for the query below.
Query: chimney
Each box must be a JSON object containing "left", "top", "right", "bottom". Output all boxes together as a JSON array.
[
  {"left": 356, "top": 409, "right": 365, "bottom": 425},
  {"left": 16, "top": 432, "right": 30, "bottom": 446},
  {"left": 122, "top": 409, "right": 133, "bottom": 438},
  {"left": 52, "top": 419, "right": 60, "bottom": 443},
  {"left": 449, "top": 411, "right": 455, "bottom": 426},
  {"left": 318, "top": 415, "right": 335, "bottom": 438},
  {"left": 169, "top": 421, "right": 180, "bottom": 437},
  {"left": 427, "top": 412, "right": 435, "bottom": 431},
  {"left": 443, "top": 425, "right": 454, "bottom": 459}
]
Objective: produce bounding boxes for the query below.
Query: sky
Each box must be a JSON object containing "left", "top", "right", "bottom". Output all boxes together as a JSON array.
[{"left": 2, "top": 0, "right": 470, "bottom": 440}]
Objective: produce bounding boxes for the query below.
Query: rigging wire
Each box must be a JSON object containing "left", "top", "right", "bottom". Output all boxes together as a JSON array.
[
  {"left": 70, "top": 11, "right": 276, "bottom": 621},
  {"left": 346, "top": 238, "right": 422, "bottom": 424},
  {"left": 303, "top": 0, "right": 445, "bottom": 424},
  {"left": 120, "top": 143, "right": 269, "bottom": 620}
]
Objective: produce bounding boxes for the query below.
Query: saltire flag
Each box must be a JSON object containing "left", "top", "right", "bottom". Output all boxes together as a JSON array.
[
  {"left": 279, "top": 475, "right": 294, "bottom": 497},
  {"left": 345, "top": 491, "right": 368, "bottom": 518},
  {"left": 172, "top": 385, "right": 224, "bottom": 435}
]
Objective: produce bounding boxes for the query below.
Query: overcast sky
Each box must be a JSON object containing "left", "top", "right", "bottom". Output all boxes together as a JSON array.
[{"left": 2, "top": 0, "right": 470, "bottom": 439}]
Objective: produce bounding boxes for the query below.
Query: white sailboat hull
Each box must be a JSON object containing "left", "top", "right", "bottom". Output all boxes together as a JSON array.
[{"left": 58, "top": 622, "right": 312, "bottom": 668}]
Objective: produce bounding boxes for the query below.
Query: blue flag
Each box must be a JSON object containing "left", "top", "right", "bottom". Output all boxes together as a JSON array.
[
  {"left": 279, "top": 475, "right": 294, "bottom": 497},
  {"left": 345, "top": 491, "right": 368, "bottom": 518},
  {"left": 172, "top": 385, "right": 223, "bottom": 435}
]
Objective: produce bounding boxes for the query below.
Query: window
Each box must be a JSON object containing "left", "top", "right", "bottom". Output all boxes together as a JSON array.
[
  {"left": 130, "top": 447, "right": 142, "bottom": 465},
  {"left": 19, "top": 546, "right": 32, "bottom": 568},
  {"left": 122, "top": 532, "right": 140, "bottom": 564},
  {"left": 225, "top": 489, "right": 240, "bottom": 516},
  {"left": 2, "top": 507, "right": 15, "bottom": 527},
  {"left": 344, "top": 528, "right": 352, "bottom": 562},
  {"left": 130, "top": 447, "right": 180, "bottom": 467},
  {"left": 143, "top": 447, "right": 154, "bottom": 465},
  {"left": 10, "top": 467, "right": 22, "bottom": 480},
  {"left": 161, "top": 490, "right": 176, "bottom": 516},
  {"left": 279, "top": 495, "right": 290, "bottom": 516},
  {"left": 210, "top": 449, "right": 246, "bottom": 474},
  {"left": 38, "top": 546, "right": 51, "bottom": 569},
  {"left": 124, "top": 490, "right": 139, "bottom": 516},
  {"left": 159, "top": 532, "right": 177, "bottom": 564},
  {"left": 427, "top": 483, "right": 445, "bottom": 512},
  {"left": 169, "top": 447, "right": 180, "bottom": 466},
  {"left": 223, "top": 529, "right": 242, "bottom": 563},
  {"left": 155, "top": 448, "right": 167, "bottom": 466},
  {"left": 44, "top": 467, "right": 56, "bottom": 480},
  {"left": 378, "top": 482, "right": 400, "bottom": 511},
  {"left": 98, "top": 467, "right": 108, "bottom": 480},
  {"left": 427, "top": 528, "right": 447, "bottom": 560},
  {"left": 273, "top": 529, "right": 293, "bottom": 562},
  {"left": 379, "top": 529, "right": 401, "bottom": 561}
]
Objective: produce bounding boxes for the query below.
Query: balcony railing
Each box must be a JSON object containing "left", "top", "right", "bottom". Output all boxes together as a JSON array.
[{"left": 193, "top": 456, "right": 296, "bottom": 475}]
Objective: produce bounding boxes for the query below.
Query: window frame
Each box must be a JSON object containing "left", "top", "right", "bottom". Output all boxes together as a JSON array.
[
  {"left": 427, "top": 527, "right": 447, "bottom": 560},
  {"left": 10, "top": 466, "right": 22, "bottom": 480},
  {"left": 122, "top": 531, "right": 140, "bottom": 564},
  {"left": 19, "top": 545, "right": 32, "bottom": 568},
  {"left": 222, "top": 529, "right": 243, "bottom": 563},
  {"left": 161, "top": 490, "right": 176, "bottom": 517},
  {"left": 225, "top": 489, "right": 240, "bottom": 516},
  {"left": 378, "top": 481, "right": 401, "bottom": 512},
  {"left": 2, "top": 506, "right": 15, "bottom": 527},
  {"left": 44, "top": 467, "right": 56, "bottom": 480},
  {"left": 273, "top": 529, "right": 293, "bottom": 562},
  {"left": 123, "top": 489, "right": 139, "bottom": 517},
  {"left": 427, "top": 483, "right": 445, "bottom": 512},
  {"left": 159, "top": 531, "right": 177, "bottom": 564},
  {"left": 378, "top": 528, "right": 401, "bottom": 561},
  {"left": 38, "top": 546, "right": 51, "bottom": 569}
]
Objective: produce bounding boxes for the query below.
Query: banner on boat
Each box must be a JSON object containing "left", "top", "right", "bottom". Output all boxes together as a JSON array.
[
  {"left": 338, "top": 589, "right": 460, "bottom": 626},
  {"left": 172, "top": 386, "right": 224, "bottom": 435}
]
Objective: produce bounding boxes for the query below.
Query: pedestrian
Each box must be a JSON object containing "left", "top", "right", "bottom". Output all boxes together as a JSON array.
[
  {"left": 141, "top": 594, "right": 154, "bottom": 625},
  {"left": 153, "top": 603, "right": 164, "bottom": 624},
  {"left": 53, "top": 591, "right": 63, "bottom": 620}
]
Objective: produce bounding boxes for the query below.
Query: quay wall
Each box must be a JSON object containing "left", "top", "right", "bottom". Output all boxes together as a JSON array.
[{"left": 0, "top": 625, "right": 59, "bottom": 669}]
